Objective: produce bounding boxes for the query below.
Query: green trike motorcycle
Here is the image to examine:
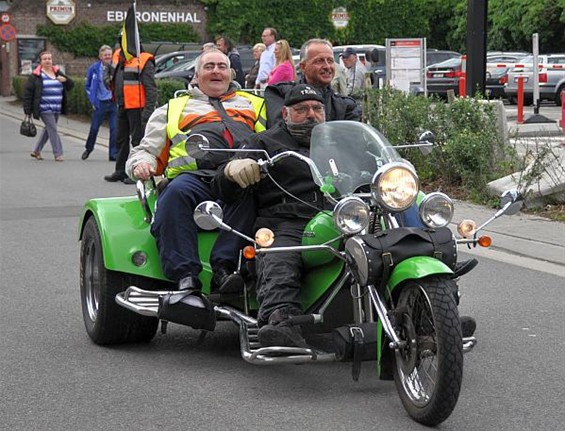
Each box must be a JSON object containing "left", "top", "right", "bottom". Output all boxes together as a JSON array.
[{"left": 79, "top": 121, "right": 522, "bottom": 426}]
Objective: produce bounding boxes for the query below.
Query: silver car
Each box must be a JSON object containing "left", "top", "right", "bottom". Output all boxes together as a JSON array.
[{"left": 504, "top": 53, "right": 565, "bottom": 106}]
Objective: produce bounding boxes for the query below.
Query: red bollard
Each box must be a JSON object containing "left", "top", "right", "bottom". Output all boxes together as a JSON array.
[
  {"left": 517, "top": 76, "right": 524, "bottom": 124},
  {"left": 459, "top": 75, "right": 466, "bottom": 98}
]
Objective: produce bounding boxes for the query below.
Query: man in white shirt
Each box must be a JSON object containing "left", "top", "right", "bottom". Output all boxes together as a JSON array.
[
  {"left": 340, "top": 47, "right": 367, "bottom": 96},
  {"left": 255, "top": 27, "right": 277, "bottom": 89}
]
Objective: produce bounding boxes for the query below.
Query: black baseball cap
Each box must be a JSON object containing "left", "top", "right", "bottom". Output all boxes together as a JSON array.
[
  {"left": 339, "top": 47, "right": 357, "bottom": 58},
  {"left": 284, "top": 84, "right": 324, "bottom": 106}
]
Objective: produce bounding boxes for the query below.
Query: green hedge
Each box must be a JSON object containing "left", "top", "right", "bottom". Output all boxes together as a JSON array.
[
  {"left": 12, "top": 75, "right": 186, "bottom": 115},
  {"left": 364, "top": 86, "right": 517, "bottom": 197}
]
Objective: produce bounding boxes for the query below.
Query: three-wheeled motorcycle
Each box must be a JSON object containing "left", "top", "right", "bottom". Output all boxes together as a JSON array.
[{"left": 79, "top": 121, "right": 523, "bottom": 426}]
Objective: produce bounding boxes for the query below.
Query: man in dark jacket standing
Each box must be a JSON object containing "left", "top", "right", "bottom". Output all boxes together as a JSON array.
[
  {"left": 264, "top": 38, "right": 360, "bottom": 128},
  {"left": 104, "top": 48, "right": 157, "bottom": 184},
  {"left": 213, "top": 84, "right": 327, "bottom": 347}
]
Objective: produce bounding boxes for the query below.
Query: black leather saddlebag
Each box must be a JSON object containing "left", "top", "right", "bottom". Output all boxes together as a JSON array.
[{"left": 354, "top": 227, "right": 457, "bottom": 286}]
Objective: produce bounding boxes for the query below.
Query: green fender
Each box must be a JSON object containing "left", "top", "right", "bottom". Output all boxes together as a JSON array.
[
  {"left": 388, "top": 256, "right": 454, "bottom": 290},
  {"left": 78, "top": 196, "right": 218, "bottom": 287}
]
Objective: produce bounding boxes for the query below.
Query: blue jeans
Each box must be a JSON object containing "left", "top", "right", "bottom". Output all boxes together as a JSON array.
[
  {"left": 150, "top": 173, "right": 256, "bottom": 282},
  {"left": 85, "top": 99, "right": 117, "bottom": 158}
]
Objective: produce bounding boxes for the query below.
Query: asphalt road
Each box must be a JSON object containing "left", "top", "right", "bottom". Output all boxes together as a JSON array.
[{"left": 1, "top": 114, "right": 563, "bottom": 430}]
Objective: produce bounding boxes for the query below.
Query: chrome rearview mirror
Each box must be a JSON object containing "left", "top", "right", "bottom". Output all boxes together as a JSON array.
[
  {"left": 417, "top": 131, "right": 435, "bottom": 155},
  {"left": 499, "top": 189, "right": 524, "bottom": 216},
  {"left": 194, "top": 201, "right": 224, "bottom": 230},
  {"left": 186, "top": 133, "right": 210, "bottom": 159}
]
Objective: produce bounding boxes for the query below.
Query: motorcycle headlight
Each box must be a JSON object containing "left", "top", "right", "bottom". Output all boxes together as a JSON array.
[
  {"left": 371, "top": 163, "right": 419, "bottom": 212},
  {"left": 419, "top": 192, "right": 454, "bottom": 228},
  {"left": 333, "top": 197, "right": 370, "bottom": 235}
]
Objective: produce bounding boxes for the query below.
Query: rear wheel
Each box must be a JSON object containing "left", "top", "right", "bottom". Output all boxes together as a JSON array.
[
  {"left": 392, "top": 276, "right": 463, "bottom": 426},
  {"left": 80, "top": 216, "right": 158, "bottom": 345}
]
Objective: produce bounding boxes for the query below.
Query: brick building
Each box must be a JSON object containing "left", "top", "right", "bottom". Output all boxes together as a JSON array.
[{"left": 0, "top": 0, "right": 208, "bottom": 96}]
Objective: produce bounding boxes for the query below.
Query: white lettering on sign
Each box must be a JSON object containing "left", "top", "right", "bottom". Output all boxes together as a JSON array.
[{"left": 107, "top": 11, "right": 201, "bottom": 23}]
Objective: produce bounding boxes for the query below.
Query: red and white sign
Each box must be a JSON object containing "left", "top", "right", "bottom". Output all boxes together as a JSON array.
[
  {"left": 331, "top": 7, "right": 350, "bottom": 29},
  {"left": 0, "top": 23, "right": 16, "bottom": 42},
  {"left": 1, "top": 12, "right": 11, "bottom": 24},
  {"left": 46, "top": 0, "right": 76, "bottom": 25}
]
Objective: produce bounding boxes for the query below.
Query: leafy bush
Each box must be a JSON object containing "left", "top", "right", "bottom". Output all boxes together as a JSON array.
[
  {"left": 36, "top": 22, "right": 199, "bottom": 58},
  {"left": 364, "top": 86, "right": 517, "bottom": 197}
]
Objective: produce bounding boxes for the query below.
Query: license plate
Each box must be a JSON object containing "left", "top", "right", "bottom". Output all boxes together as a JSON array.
[
  {"left": 432, "top": 73, "right": 443, "bottom": 78},
  {"left": 514, "top": 76, "right": 529, "bottom": 83}
]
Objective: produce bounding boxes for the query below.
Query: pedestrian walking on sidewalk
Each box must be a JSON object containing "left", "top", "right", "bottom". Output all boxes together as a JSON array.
[
  {"left": 23, "top": 51, "right": 74, "bottom": 162},
  {"left": 82, "top": 45, "right": 118, "bottom": 161}
]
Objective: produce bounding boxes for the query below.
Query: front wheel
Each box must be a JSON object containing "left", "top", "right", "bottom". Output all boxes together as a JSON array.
[
  {"left": 392, "top": 276, "right": 463, "bottom": 426},
  {"left": 80, "top": 216, "right": 158, "bottom": 345}
]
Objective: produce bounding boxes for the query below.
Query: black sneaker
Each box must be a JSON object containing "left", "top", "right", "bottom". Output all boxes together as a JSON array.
[
  {"left": 257, "top": 308, "right": 307, "bottom": 348},
  {"left": 81, "top": 149, "right": 92, "bottom": 160},
  {"left": 461, "top": 315, "right": 477, "bottom": 338},
  {"left": 211, "top": 266, "right": 244, "bottom": 294},
  {"left": 122, "top": 177, "right": 136, "bottom": 185}
]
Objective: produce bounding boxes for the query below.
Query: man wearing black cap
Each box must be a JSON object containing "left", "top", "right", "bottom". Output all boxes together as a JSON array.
[
  {"left": 264, "top": 38, "right": 360, "bottom": 128},
  {"left": 213, "top": 84, "right": 327, "bottom": 347},
  {"left": 340, "top": 47, "right": 367, "bottom": 96}
]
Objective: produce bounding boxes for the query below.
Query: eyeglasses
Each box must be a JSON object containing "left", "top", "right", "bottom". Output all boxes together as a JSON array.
[
  {"left": 290, "top": 104, "right": 325, "bottom": 115},
  {"left": 202, "top": 62, "right": 229, "bottom": 71}
]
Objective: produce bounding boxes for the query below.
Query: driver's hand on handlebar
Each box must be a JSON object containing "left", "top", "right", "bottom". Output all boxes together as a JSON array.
[
  {"left": 224, "top": 158, "right": 261, "bottom": 188},
  {"left": 133, "top": 161, "right": 156, "bottom": 181}
]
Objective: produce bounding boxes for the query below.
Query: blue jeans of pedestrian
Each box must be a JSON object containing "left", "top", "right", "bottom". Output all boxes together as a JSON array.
[
  {"left": 85, "top": 100, "right": 117, "bottom": 158},
  {"left": 150, "top": 173, "right": 256, "bottom": 282}
]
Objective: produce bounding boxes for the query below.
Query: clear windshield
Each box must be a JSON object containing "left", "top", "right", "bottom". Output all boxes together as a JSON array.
[{"left": 310, "top": 121, "right": 402, "bottom": 197}]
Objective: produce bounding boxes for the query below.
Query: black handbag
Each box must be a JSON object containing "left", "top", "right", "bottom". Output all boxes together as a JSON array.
[{"left": 20, "top": 115, "right": 37, "bottom": 137}]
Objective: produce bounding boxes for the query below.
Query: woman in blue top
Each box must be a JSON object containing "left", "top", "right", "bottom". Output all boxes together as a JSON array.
[{"left": 23, "top": 51, "right": 74, "bottom": 161}]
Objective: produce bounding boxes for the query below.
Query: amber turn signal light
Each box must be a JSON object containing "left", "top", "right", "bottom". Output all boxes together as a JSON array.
[
  {"left": 243, "top": 246, "right": 256, "bottom": 259},
  {"left": 478, "top": 235, "right": 492, "bottom": 247}
]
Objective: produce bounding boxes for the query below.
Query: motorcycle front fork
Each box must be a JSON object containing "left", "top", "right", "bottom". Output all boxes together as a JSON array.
[{"left": 352, "top": 282, "right": 403, "bottom": 349}]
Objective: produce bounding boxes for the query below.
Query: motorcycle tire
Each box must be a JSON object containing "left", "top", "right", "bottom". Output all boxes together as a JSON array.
[
  {"left": 80, "top": 216, "right": 158, "bottom": 345},
  {"left": 392, "top": 275, "right": 463, "bottom": 426}
]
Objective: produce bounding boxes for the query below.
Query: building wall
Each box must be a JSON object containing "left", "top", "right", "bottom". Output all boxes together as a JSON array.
[{"left": 1, "top": 0, "right": 208, "bottom": 93}]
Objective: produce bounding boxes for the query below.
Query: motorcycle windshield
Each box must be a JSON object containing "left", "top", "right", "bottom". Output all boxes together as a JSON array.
[{"left": 310, "top": 121, "right": 403, "bottom": 196}]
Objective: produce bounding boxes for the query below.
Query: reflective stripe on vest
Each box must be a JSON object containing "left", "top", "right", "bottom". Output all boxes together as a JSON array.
[
  {"left": 114, "top": 51, "right": 154, "bottom": 109},
  {"left": 164, "top": 91, "right": 268, "bottom": 179}
]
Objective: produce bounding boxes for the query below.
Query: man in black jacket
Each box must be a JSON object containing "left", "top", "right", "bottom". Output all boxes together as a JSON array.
[
  {"left": 264, "top": 38, "right": 360, "bottom": 128},
  {"left": 213, "top": 84, "right": 327, "bottom": 347}
]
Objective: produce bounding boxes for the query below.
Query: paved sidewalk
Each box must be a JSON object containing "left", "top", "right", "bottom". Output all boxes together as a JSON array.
[{"left": 1, "top": 95, "right": 563, "bottom": 272}]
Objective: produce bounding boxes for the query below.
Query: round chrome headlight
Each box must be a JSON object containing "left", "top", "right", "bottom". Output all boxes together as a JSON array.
[
  {"left": 333, "top": 197, "right": 370, "bottom": 235},
  {"left": 371, "top": 163, "right": 419, "bottom": 212},
  {"left": 419, "top": 192, "right": 454, "bottom": 228}
]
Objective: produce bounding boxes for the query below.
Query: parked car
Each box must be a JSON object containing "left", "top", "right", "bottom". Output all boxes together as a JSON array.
[
  {"left": 426, "top": 57, "right": 507, "bottom": 98},
  {"left": 504, "top": 54, "right": 565, "bottom": 106},
  {"left": 155, "top": 58, "right": 197, "bottom": 84},
  {"left": 155, "top": 47, "right": 256, "bottom": 85},
  {"left": 426, "top": 49, "right": 461, "bottom": 67},
  {"left": 155, "top": 51, "right": 200, "bottom": 74}
]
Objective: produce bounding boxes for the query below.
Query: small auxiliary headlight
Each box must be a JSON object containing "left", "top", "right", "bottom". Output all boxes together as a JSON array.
[
  {"left": 255, "top": 228, "right": 275, "bottom": 247},
  {"left": 371, "top": 163, "right": 419, "bottom": 212},
  {"left": 131, "top": 251, "right": 148, "bottom": 267},
  {"left": 333, "top": 197, "right": 370, "bottom": 235},
  {"left": 457, "top": 219, "right": 477, "bottom": 238},
  {"left": 419, "top": 192, "right": 454, "bottom": 228}
]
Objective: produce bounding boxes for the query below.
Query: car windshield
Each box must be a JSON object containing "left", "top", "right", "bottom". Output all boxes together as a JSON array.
[
  {"left": 429, "top": 58, "right": 461, "bottom": 69},
  {"left": 162, "top": 59, "right": 196, "bottom": 72},
  {"left": 309, "top": 121, "right": 402, "bottom": 197}
]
